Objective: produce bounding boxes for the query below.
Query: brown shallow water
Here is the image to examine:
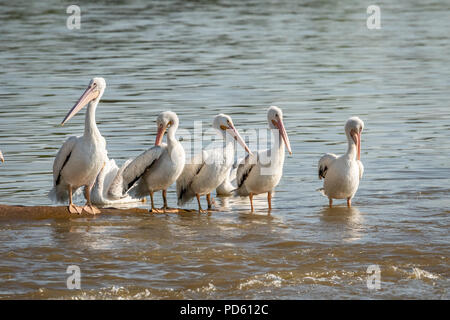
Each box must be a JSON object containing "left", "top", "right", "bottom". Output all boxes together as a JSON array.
[{"left": 0, "top": 0, "right": 449, "bottom": 299}]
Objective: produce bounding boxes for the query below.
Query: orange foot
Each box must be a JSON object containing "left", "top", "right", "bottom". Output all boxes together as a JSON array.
[
  {"left": 68, "top": 204, "right": 83, "bottom": 215},
  {"left": 83, "top": 205, "right": 101, "bottom": 215}
]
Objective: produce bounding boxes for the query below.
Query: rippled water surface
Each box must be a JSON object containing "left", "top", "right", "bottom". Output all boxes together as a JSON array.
[{"left": 0, "top": 0, "right": 449, "bottom": 299}]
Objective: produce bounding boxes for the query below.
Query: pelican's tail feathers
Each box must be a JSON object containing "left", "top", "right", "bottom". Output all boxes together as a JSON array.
[
  {"left": 48, "top": 185, "right": 68, "bottom": 204},
  {"left": 176, "top": 183, "right": 196, "bottom": 206},
  {"left": 131, "top": 179, "right": 150, "bottom": 199},
  {"left": 234, "top": 185, "right": 249, "bottom": 197},
  {"left": 316, "top": 187, "right": 327, "bottom": 197}
]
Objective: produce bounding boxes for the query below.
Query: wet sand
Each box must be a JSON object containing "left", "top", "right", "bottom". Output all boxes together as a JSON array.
[{"left": 0, "top": 204, "right": 194, "bottom": 220}]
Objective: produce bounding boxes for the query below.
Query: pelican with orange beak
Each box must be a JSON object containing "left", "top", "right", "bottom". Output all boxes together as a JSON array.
[
  {"left": 235, "top": 106, "right": 292, "bottom": 213},
  {"left": 49, "top": 77, "right": 108, "bottom": 214},
  {"left": 106, "top": 111, "right": 185, "bottom": 212},
  {"left": 318, "top": 117, "right": 364, "bottom": 208},
  {"left": 177, "top": 114, "right": 252, "bottom": 212}
]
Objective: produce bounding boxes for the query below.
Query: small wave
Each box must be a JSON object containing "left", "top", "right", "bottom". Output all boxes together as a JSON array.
[
  {"left": 190, "top": 282, "right": 216, "bottom": 294},
  {"left": 411, "top": 267, "right": 440, "bottom": 280},
  {"left": 238, "top": 273, "right": 283, "bottom": 290}
]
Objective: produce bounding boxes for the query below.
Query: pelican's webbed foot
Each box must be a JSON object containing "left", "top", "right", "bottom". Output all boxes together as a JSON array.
[
  {"left": 83, "top": 205, "right": 101, "bottom": 215},
  {"left": 68, "top": 204, "right": 83, "bottom": 215},
  {"left": 149, "top": 207, "right": 164, "bottom": 213},
  {"left": 160, "top": 206, "right": 176, "bottom": 213}
]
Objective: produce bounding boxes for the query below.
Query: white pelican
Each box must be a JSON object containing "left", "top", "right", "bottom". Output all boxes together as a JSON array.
[
  {"left": 177, "top": 114, "right": 252, "bottom": 212},
  {"left": 0, "top": 150, "right": 4, "bottom": 163},
  {"left": 90, "top": 158, "right": 140, "bottom": 205},
  {"left": 49, "top": 77, "right": 108, "bottom": 215},
  {"left": 106, "top": 111, "right": 185, "bottom": 212},
  {"left": 318, "top": 117, "right": 364, "bottom": 208},
  {"left": 235, "top": 106, "right": 292, "bottom": 212}
]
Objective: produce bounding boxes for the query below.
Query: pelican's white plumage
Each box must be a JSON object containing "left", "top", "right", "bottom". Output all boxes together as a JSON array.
[
  {"left": 105, "top": 111, "right": 185, "bottom": 211},
  {"left": 177, "top": 114, "right": 251, "bottom": 212},
  {"left": 215, "top": 158, "right": 241, "bottom": 196},
  {"left": 104, "top": 146, "right": 163, "bottom": 201},
  {"left": 49, "top": 77, "right": 108, "bottom": 214},
  {"left": 235, "top": 106, "right": 292, "bottom": 212},
  {"left": 318, "top": 116, "right": 364, "bottom": 207},
  {"left": 90, "top": 158, "right": 140, "bottom": 205}
]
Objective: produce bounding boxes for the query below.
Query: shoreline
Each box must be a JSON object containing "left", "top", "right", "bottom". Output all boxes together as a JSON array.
[{"left": 0, "top": 204, "right": 194, "bottom": 220}]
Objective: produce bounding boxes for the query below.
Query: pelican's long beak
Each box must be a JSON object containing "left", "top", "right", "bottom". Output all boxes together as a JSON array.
[
  {"left": 357, "top": 131, "right": 361, "bottom": 160},
  {"left": 0, "top": 150, "right": 4, "bottom": 163},
  {"left": 61, "top": 84, "right": 100, "bottom": 126},
  {"left": 351, "top": 130, "right": 361, "bottom": 160},
  {"left": 274, "top": 119, "right": 292, "bottom": 155},
  {"left": 155, "top": 124, "right": 167, "bottom": 146},
  {"left": 228, "top": 124, "right": 253, "bottom": 155}
]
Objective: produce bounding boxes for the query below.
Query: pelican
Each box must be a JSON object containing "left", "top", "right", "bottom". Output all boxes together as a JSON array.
[
  {"left": 235, "top": 106, "right": 292, "bottom": 212},
  {"left": 106, "top": 111, "right": 185, "bottom": 212},
  {"left": 318, "top": 117, "right": 364, "bottom": 208},
  {"left": 0, "top": 150, "right": 4, "bottom": 163},
  {"left": 49, "top": 77, "right": 108, "bottom": 215},
  {"left": 90, "top": 158, "right": 140, "bottom": 205},
  {"left": 177, "top": 114, "right": 252, "bottom": 212}
]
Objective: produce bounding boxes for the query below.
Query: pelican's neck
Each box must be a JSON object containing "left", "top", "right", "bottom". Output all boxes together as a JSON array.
[
  {"left": 220, "top": 130, "right": 234, "bottom": 148},
  {"left": 346, "top": 134, "right": 357, "bottom": 160},
  {"left": 166, "top": 124, "right": 178, "bottom": 148},
  {"left": 218, "top": 130, "right": 235, "bottom": 161},
  {"left": 84, "top": 99, "right": 101, "bottom": 139}
]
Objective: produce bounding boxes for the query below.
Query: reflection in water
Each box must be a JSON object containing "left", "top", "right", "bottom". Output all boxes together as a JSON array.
[
  {"left": 215, "top": 196, "right": 231, "bottom": 210},
  {"left": 319, "top": 206, "right": 364, "bottom": 243}
]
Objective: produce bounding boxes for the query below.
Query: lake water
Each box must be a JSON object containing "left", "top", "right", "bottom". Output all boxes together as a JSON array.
[{"left": 0, "top": 0, "right": 448, "bottom": 299}]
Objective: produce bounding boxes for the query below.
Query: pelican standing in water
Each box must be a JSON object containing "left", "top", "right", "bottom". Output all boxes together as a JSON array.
[
  {"left": 318, "top": 117, "right": 364, "bottom": 208},
  {"left": 177, "top": 114, "right": 252, "bottom": 212},
  {"left": 235, "top": 106, "right": 292, "bottom": 213},
  {"left": 106, "top": 111, "right": 185, "bottom": 212},
  {"left": 49, "top": 77, "right": 108, "bottom": 214}
]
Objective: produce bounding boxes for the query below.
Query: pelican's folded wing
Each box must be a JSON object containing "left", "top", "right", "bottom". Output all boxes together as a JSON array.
[
  {"left": 176, "top": 150, "right": 206, "bottom": 205},
  {"left": 234, "top": 153, "right": 257, "bottom": 196},
  {"left": 52, "top": 136, "right": 78, "bottom": 186},
  {"left": 318, "top": 153, "right": 338, "bottom": 180},
  {"left": 357, "top": 160, "right": 364, "bottom": 180},
  {"left": 107, "top": 146, "right": 163, "bottom": 199}
]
